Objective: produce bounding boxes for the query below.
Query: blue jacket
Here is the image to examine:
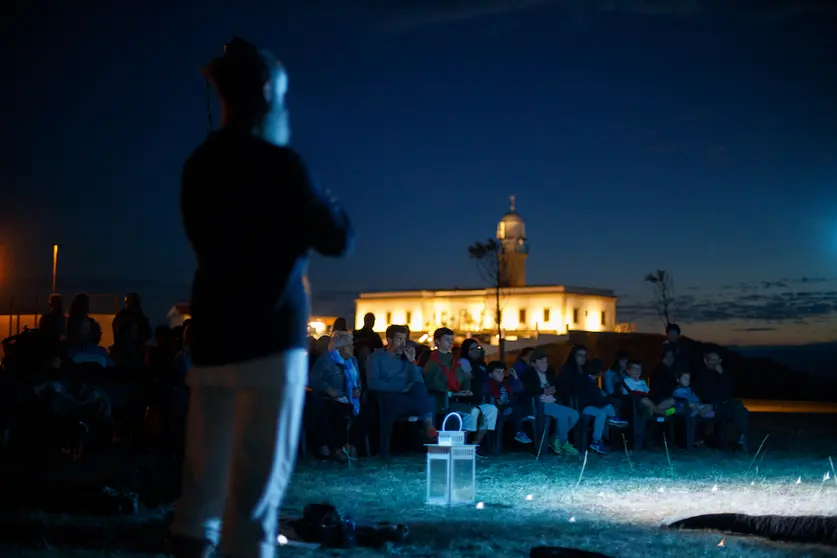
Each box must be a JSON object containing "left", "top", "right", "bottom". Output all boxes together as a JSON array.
[{"left": 366, "top": 349, "right": 424, "bottom": 393}]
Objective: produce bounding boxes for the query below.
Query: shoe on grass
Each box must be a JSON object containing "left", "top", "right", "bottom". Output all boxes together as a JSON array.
[
  {"left": 561, "top": 442, "right": 581, "bottom": 456},
  {"left": 514, "top": 432, "right": 533, "bottom": 444},
  {"left": 589, "top": 441, "right": 608, "bottom": 455}
]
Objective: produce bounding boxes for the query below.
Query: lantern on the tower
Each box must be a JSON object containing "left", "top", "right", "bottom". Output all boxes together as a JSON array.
[{"left": 426, "top": 413, "right": 476, "bottom": 506}]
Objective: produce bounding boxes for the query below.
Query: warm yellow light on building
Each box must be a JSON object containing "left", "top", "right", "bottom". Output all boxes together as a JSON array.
[
  {"left": 355, "top": 286, "right": 618, "bottom": 339},
  {"left": 308, "top": 321, "right": 327, "bottom": 336}
]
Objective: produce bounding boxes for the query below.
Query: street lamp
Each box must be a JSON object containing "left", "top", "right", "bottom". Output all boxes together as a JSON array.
[{"left": 52, "top": 244, "right": 59, "bottom": 293}]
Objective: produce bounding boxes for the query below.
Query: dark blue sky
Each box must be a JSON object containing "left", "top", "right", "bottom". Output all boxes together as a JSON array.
[{"left": 4, "top": 1, "right": 837, "bottom": 344}]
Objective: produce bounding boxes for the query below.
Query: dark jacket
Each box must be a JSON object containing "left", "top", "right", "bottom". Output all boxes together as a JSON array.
[
  {"left": 111, "top": 310, "right": 152, "bottom": 369},
  {"left": 460, "top": 358, "right": 487, "bottom": 406},
  {"left": 650, "top": 363, "right": 678, "bottom": 400},
  {"left": 575, "top": 374, "right": 608, "bottom": 409},
  {"left": 38, "top": 311, "right": 66, "bottom": 342},
  {"left": 694, "top": 366, "right": 735, "bottom": 407},
  {"left": 353, "top": 326, "right": 383, "bottom": 351},
  {"left": 557, "top": 363, "right": 584, "bottom": 399},
  {"left": 522, "top": 366, "right": 560, "bottom": 399},
  {"left": 181, "top": 131, "right": 353, "bottom": 366},
  {"left": 662, "top": 340, "right": 690, "bottom": 375}
]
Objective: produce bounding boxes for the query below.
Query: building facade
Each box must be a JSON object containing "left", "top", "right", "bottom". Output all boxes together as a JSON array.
[
  {"left": 354, "top": 197, "right": 619, "bottom": 339},
  {"left": 355, "top": 285, "right": 617, "bottom": 338}
]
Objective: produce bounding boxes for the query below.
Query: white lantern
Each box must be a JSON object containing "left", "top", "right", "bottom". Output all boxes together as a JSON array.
[
  {"left": 438, "top": 412, "right": 466, "bottom": 446},
  {"left": 426, "top": 413, "right": 476, "bottom": 506}
]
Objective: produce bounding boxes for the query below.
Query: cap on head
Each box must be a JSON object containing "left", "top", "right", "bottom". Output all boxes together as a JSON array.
[{"left": 205, "top": 36, "right": 285, "bottom": 108}]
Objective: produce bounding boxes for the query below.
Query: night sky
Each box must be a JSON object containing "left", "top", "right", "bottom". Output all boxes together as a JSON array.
[{"left": 4, "top": 1, "right": 837, "bottom": 346}]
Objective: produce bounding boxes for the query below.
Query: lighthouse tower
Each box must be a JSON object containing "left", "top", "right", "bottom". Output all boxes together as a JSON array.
[{"left": 496, "top": 195, "right": 528, "bottom": 287}]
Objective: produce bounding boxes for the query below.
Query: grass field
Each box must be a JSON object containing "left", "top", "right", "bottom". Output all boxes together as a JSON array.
[{"left": 1, "top": 414, "right": 836, "bottom": 557}]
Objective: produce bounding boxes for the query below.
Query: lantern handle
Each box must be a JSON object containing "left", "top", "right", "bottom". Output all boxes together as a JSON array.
[{"left": 441, "top": 412, "right": 463, "bottom": 433}]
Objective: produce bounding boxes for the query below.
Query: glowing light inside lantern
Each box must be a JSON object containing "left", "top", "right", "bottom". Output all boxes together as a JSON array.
[
  {"left": 277, "top": 535, "right": 288, "bottom": 545},
  {"left": 525, "top": 494, "right": 533, "bottom": 501},
  {"left": 475, "top": 501, "right": 485, "bottom": 509}
]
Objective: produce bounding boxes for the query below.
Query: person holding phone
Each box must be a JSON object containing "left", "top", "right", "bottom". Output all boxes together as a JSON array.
[
  {"left": 423, "top": 328, "right": 498, "bottom": 453},
  {"left": 521, "top": 349, "right": 581, "bottom": 457},
  {"left": 365, "top": 325, "right": 437, "bottom": 441}
]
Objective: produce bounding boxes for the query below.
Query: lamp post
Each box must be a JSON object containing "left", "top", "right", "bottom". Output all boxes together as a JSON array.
[{"left": 52, "top": 244, "right": 58, "bottom": 293}]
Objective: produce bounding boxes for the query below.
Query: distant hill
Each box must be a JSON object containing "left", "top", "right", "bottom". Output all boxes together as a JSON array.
[
  {"left": 507, "top": 332, "right": 837, "bottom": 402},
  {"left": 729, "top": 343, "right": 837, "bottom": 379}
]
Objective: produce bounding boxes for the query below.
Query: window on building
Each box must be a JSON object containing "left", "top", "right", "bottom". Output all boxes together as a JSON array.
[
  {"left": 519, "top": 308, "right": 527, "bottom": 324},
  {"left": 385, "top": 311, "right": 392, "bottom": 324},
  {"left": 601, "top": 310, "right": 607, "bottom": 326},
  {"left": 406, "top": 311, "right": 412, "bottom": 324},
  {"left": 572, "top": 308, "right": 579, "bottom": 324},
  {"left": 543, "top": 308, "right": 551, "bottom": 322}
]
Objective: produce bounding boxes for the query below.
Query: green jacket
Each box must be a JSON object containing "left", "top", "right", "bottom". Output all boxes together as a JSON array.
[{"left": 424, "top": 350, "right": 472, "bottom": 412}]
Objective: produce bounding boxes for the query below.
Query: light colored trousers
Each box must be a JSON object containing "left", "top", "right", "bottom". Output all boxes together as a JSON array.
[
  {"left": 170, "top": 349, "right": 307, "bottom": 558},
  {"left": 542, "top": 402, "right": 579, "bottom": 443},
  {"left": 459, "top": 404, "right": 499, "bottom": 432},
  {"left": 583, "top": 404, "right": 616, "bottom": 442}
]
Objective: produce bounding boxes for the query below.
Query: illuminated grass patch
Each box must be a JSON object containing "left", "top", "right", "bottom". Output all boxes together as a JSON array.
[{"left": 283, "top": 449, "right": 837, "bottom": 557}]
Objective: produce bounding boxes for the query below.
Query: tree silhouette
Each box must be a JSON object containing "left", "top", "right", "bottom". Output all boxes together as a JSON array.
[
  {"left": 468, "top": 238, "right": 507, "bottom": 358},
  {"left": 644, "top": 269, "right": 675, "bottom": 327}
]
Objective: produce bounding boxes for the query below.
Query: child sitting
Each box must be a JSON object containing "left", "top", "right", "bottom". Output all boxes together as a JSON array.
[
  {"left": 622, "top": 361, "right": 676, "bottom": 421},
  {"left": 484, "top": 360, "right": 532, "bottom": 444},
  {"left": 576, "top": 359, "right": 629, "bottom": 454},
  {"left": 673, "top": 372, "right": 715, "bottom": 418}
]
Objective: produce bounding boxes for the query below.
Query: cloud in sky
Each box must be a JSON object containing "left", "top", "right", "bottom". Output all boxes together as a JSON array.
[
  {"left": 380, "top": 0, "right": 553, "bottom": 33},
  {"left": 333, "top": 0, "right": 837, "bottom": 32},
  {"left": 620, "top": 276, "right": 837, "bottom": 325}
]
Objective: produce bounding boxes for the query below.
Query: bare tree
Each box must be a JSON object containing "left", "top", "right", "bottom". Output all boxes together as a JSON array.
[
  {"left": 468, "top": 238, "right": 508, "bottom": 358},
  {"left": 644, "top": 269, "right": 675, "bottom": 327}
]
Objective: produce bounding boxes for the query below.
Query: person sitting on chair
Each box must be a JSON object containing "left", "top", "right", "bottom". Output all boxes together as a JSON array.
[
  {"left": 423, "top": 328, "right": 498, "bottom": 455},
  {"left": 309, "top": 331, "right": 364, "bottom": 462},
  {"left": 484, "top": 360, "right": 532, "bottom": 445},
  {"left": 366, "top": 325, "right": 437, "bottom": 441}
]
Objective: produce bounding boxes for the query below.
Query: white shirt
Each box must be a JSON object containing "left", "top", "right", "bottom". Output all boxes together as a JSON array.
[{"left": 622, "top": 377, "right": 650, "bottom": 395}]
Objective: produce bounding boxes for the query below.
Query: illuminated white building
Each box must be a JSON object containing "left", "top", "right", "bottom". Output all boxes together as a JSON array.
[{"left": 355, "top": 197, "right": 619, "bottom": 339}]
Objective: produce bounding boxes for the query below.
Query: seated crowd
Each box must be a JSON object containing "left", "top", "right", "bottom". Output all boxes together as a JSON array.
[
  {"left": 0, "top": 297, "right": 750, "bottom": 476},
  {"left": 302, "top": 316, "right": 750, "bottom": 461},
  {"left": 0, "top": 292, "right": 193, "bottom": 488}
]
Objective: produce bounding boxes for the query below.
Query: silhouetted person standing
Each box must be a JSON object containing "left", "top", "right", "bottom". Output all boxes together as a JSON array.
[
  {"left": 112, "top": 293, "right": 152, "bottom": 370},
  {"left": 353, "top": 312, "right": 383, "bottom": 351},
  {"left": 170, "top": 38, "right": 353, "bottom": 558},
  {"left": 38, "top": 293, "right": 65, "bottom": 354}
]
